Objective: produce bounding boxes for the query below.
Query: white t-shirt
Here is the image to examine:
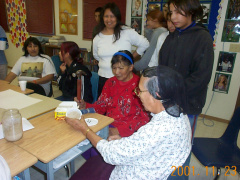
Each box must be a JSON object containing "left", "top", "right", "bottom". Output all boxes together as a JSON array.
[
  {"left": 221, "top": 61, "right": 231, "bottom": 71},
  {"left": 93, "top": 26, "right": 149, "bottom": 78},
  {"left": 0, "top": 155, "right": 11, "bottom": 180},
  {"left": 149, "top": 31, "right": 169, "bottom": 67},
  {"left": 97, "top": 111, "right": 191, "bottom": 180},
  {"left": 11, "top": 54, "right": 56, "bottom": 95}
]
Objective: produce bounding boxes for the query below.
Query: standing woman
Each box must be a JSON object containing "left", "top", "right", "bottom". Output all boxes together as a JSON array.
[
  {"left": 93, "top": 2, "right": 149, "bottom": 97},
  {"left": 134, "top": 10, "right": 167, "bottom": 71},
  {"left": 57, "top": 41, "right": 93, "bottom": 103},
  {"left": 5, "top": 37, "right": 56, "bottom": 96}
]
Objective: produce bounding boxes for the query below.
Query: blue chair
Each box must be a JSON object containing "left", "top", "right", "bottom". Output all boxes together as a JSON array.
[
  {"left": 51, "top": 55, "right": 62, "bottom": 75},
  {"left": 192, "top": 107, "right": 240, "bottom": 180},
  {"left": 90, "top": 72, "right": 99, "bottom": 103}
]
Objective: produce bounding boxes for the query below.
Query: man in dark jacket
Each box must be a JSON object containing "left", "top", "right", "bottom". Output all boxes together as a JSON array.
[{"left": 159, "top": 0, "right": 214, "bottom": 179}]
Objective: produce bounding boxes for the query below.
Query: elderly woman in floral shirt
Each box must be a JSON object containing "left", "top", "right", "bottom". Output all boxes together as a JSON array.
[{"left": 66, "top": 66, "right": 191, "bottom": 180}]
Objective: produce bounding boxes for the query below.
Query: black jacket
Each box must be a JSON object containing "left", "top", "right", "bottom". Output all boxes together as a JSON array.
[
  {"left": 58, "top": 62, "right": 93, "bottom": 103},
  {"left": 159, "top": 23, "right": 214, "bottom": 114}
]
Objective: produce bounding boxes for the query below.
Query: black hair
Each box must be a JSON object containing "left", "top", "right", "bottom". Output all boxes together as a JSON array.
[
  {"left": 143, "top": 66, "right": 187, "bottom": 116},
  {"left": 111, "top": 50, "right": 133, "bottom": 67},
  {"left": 23, "top": 37, "right": 44, "bottom": 57},
  {"left": 167, "top": 0, "right": 203, "bottom": 21},
  {"left": 96, "top": 3, "right": 124, "bottom": 43},
  {"left": 95, "top": 7, "right": 103, "bottom": 13}
]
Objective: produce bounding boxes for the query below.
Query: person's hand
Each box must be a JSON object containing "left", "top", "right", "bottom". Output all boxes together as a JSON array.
[
  {"left": 74, "top": 97, "right": 86, "bottom": 109},
  {"left": 93, "top": 59, "right": 99, "bottom": 65},
  {"left": 60, "top": 63, "right": 66, "bottom": 73},
  {"left": 109, "top": 127, "right": 120, "bottom": 136},
  {"left": 108, "top": 134, "right": 122, "bottom": 141},
  {"left": 65, "top": 115, "right": 88, "bottom": 133}
]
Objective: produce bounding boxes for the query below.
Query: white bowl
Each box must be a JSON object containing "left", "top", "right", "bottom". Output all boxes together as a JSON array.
[{"left": 66, "top": 108, "right": 82, "bottom": 119}]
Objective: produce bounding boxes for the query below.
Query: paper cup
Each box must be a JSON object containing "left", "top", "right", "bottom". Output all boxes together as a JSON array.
[
  {"left": 66, "top": 108, "right": 82, "bottom": 119},
  {"left": 19, "top": 81, "right": 27, "bottom": 91},
  {"left": 0, "top": 38, "right": 7, "bottom": 50}
]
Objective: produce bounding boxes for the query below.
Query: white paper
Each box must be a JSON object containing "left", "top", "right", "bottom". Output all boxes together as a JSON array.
[
  {"left": 0, "top": 89, "right": 42, "bottom": 110},
  {"left": 0, "top": 118, "right": 34, "bottom": 139}
]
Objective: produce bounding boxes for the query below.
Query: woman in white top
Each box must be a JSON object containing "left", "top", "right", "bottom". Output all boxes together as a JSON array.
[
  {"left": 93, "top": 2, "right": 149, "bottom": 97},
  {"left": 66, "top": 66, "right": 191, "bottom": 180},
  {"left": 5, "top": 37, "right": 56, "bottom": 96},
  {"left": 151, "top": 12, "right": 176, "bottom": 67},
  {"left": 134, "top": 10, "right": 167, "bottom": 71}
]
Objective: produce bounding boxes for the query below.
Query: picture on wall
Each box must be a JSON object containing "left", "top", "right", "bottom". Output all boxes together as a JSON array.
[
  {"left": 59, "top": 0, "right": 78, "bottom": 35},
  {"left": 132, "top": 0, "right": 143, "bottom": 17},
  {"left": 221, "top": 20, "right": 240, "bottom": 42},
  {"left": 131, "top": 18, "right": 142, "bottom": 34},
  {"left": 148, "top": 3, "right": 161, "bottom": 12},
  {"left": 200, "top": 3, "right": 211, "bottom": 24},
  {"left": 225, "top": 0, "right": 240, "bottom": 20},
  {"left": 216, "top": 51, "right": 236, "bottom": 73},
  {"left": 212, "top": 73, "right": 231, "bottom": 94}
]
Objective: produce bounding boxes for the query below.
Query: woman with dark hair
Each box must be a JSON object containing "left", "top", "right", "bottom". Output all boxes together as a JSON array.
[
  {"left": 93, "top": 2, "right": 149, "bottom": 97},
  {"left": 5, "top": 37, "right": 56, "bottom": 96},
  {"left": 134, "top": 10, "right": 167, "bottom": 71},
  {"left": 75, "top": 50, "right": 149, "bottom": 138},
  {"left": 66, "top": 66, "right": 191, "bottom": 180},
  {"left": 57, "top": 41, "right": 93, "bottom": 103},
  {"left": 151, "top": 12, "right": 176, "bottom": 68}
]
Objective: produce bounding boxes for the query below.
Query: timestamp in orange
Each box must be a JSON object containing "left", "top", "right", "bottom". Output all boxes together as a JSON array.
[{"left": 171, "top": 166, "right": 237, "bottom": 176}]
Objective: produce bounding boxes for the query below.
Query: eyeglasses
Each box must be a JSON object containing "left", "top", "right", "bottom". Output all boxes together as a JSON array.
[{"left": 134, "top": 87, "right": 148, "bottom": 97}]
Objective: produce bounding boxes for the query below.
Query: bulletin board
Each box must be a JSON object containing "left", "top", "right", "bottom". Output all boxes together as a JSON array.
[{"left": 83, "top": 0, "right": 126, "bottom": 40}]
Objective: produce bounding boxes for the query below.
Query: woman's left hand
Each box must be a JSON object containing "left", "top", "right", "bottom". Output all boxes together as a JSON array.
[{"left": 108, "top": 134, "right": 122, "bottom": 141}]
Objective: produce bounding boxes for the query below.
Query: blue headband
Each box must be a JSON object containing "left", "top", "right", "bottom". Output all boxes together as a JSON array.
[{"left": 113, "top": 52, "right": 133, "bottom": 64}]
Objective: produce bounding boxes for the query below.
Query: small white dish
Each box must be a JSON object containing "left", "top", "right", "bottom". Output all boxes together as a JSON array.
[
  {"left": 66, "top": 108, "right": 82, "bottom": 119},
  {"left": 85, "top": 118, "right": 98, "bottom": 126},
  {"left": 59, "top": 101, "right": 78, "bottom": 109}
]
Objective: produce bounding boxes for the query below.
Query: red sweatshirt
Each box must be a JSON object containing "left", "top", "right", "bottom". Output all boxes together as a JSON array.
[{"left": 86, "top": 73, "right": 149, "bottom": 137}]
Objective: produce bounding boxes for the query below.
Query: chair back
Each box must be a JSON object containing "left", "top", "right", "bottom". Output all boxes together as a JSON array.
[
  {"left": 51, "top": 55, "right": 62, "bottom": 75},
  {"left": 90, "top": 72, "right": 99, "bottom": 103},
  {"left": 221, "top": 107, "right": 240, "bottom": 143},
  {"left": 48, "top": 82, "right": 53, "bottom": 97}
]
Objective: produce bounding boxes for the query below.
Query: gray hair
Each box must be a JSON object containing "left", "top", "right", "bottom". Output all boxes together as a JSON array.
[
  {"left": 142, "top": 66, "right": 159, "bottom": 100},
  {"left": 144, "top": 76, "right": 159, "bottom": 99}
]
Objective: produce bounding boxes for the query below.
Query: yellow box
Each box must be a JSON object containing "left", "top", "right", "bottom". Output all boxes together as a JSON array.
[{"left": 54, "top": 108, "right": 67, "bottom": 120}]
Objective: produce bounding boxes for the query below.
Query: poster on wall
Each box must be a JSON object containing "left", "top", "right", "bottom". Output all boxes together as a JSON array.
[
  {"left": 221, "top": 20, "right": 240, "bottom": 42},
  {"left": 212, "top": 72, "right": 231, "bottom": 94},
  {"left": 132, "top": 0, "right": 143, "bottom": 17},
  {"left": 200, "top": 3, "right": 211, "bottom": 24},
  {"left": 59, "top": 0, "right": 78, "bottom": 35},
  {"left": 216, "top": 51, "right": 236, "bottom": 73},
  {"left": 225, "top": 0, "right": 240, "bottom": 20},
  {"left": 148, "top": 3, "right": 161, "bottom": 12},
  {"left": 6, "top": 0, "right": 29, "bottom": 48},
  {"left": 131, "top": 18, "right": 142, "bottom": 34}
]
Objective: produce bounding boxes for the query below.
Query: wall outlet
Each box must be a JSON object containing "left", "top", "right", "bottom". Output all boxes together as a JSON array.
[{"left": 229, "top": 43, "right": 240, "bottom": 52}]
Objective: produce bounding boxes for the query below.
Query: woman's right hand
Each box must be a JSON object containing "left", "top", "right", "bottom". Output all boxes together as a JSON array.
[
  {"left": 74, "top": 97, "right": 86, "bottom": 109},
  {"left": 93, "top": 59, "right": 99, "bottom": 65},
  {"left": 60, "top": 63, "right": 66, "bottom": 73},
  {"left": 65, "top": 115, "right": 89, "bottom": 133}
]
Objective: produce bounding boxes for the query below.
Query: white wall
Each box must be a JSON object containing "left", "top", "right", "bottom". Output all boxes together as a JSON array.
[{"left": 4, "top": 0, "right": 239, "bottom": 120}]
